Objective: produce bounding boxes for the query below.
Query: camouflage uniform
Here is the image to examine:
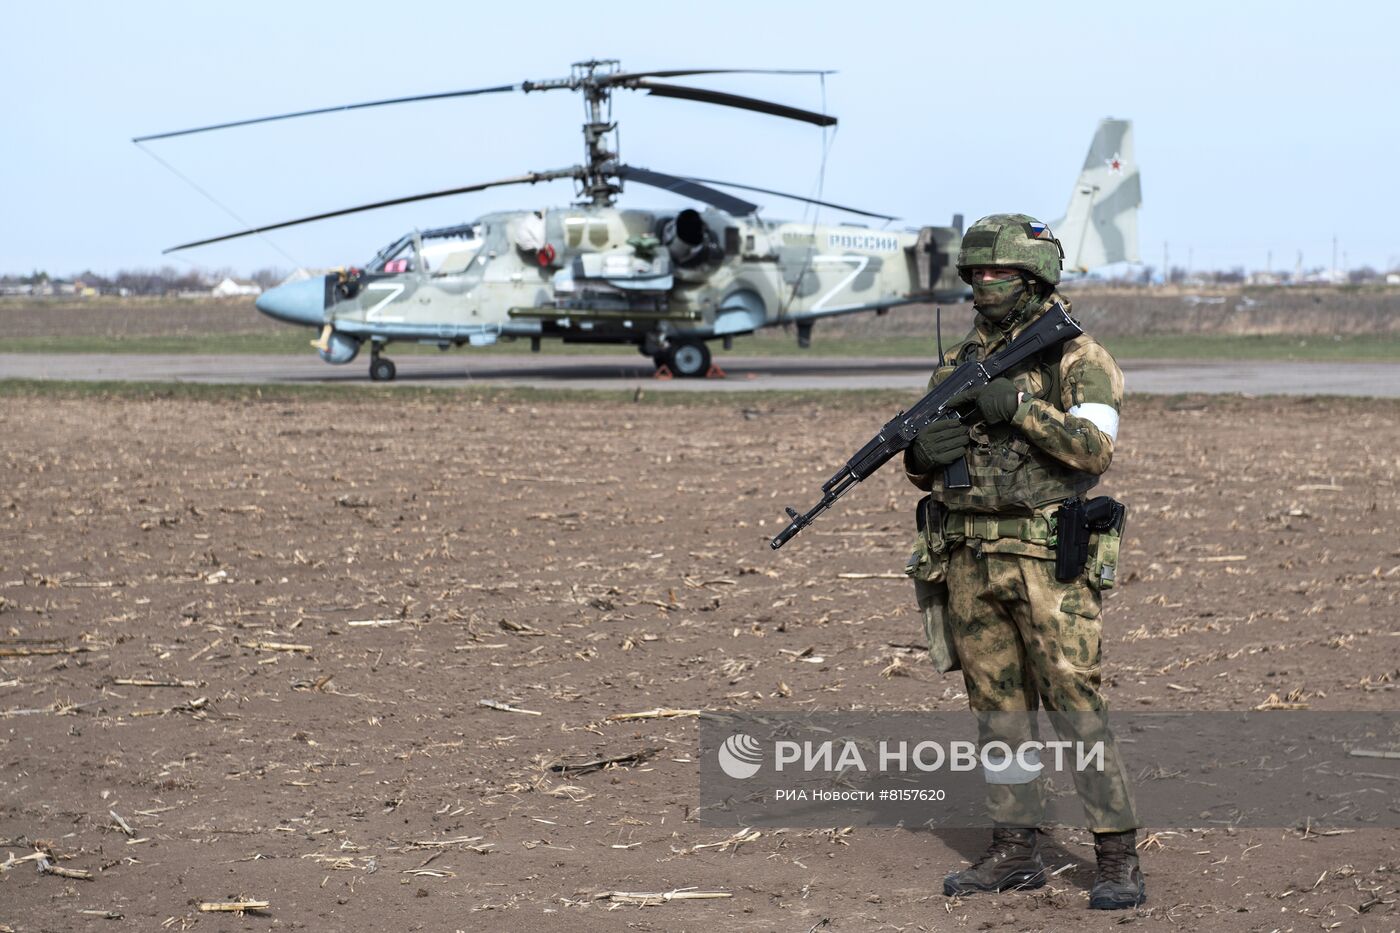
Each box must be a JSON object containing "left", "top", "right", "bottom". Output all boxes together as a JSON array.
[{"left": 906, "top": 216, "right": 1137, "bottom": 834}]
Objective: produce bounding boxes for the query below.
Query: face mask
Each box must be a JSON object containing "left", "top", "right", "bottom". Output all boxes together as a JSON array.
[{"left": 971, "top": 275, "right": 1026, "bottom": 322}]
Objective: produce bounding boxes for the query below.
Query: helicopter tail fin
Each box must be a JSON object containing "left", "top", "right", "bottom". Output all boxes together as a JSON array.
[{"left": 1052, "top": 118, "right": 1141, "bottom": 272}]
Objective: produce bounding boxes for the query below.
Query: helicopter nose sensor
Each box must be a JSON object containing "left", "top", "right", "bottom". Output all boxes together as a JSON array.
[{"left": 255, "top": 277, "right": 326, "bottom": 326}]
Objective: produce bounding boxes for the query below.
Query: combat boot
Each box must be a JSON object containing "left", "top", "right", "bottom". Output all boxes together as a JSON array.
[
  {"left": 1089, "top": 830, "right": 1146, "bottom": 909},
  {"left": 943, "top": 827, "right": 1046, "bottom": 896}
]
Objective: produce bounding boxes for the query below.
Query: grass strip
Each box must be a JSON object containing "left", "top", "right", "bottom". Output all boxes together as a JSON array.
[{"left": 7, "top": 332, "right": 1400, "bottom": 361}]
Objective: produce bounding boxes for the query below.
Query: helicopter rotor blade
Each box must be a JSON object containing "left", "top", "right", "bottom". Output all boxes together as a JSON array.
[
  {"left": 625, "top": 79, "right": 836, "bottom": 127},
  {"left": 603, "top": 68, "right": 835, "bottom": 83},
  {"left": 611, "top": 164, "right": 758, "bottom": 215},
  {"left": 133, "top": 84, "right": 520, "bottom": 143},
  {"left": 164, "top": 168, "right": 579, "bottom": 252},
  {"left": 678, "top": 176, "right": 898, "bottom": 221},
  {"left": 134, "top": 67, "right": 840, "bottom": 142}
]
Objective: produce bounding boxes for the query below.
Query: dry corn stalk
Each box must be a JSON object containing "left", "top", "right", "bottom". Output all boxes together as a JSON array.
[
  {"left": 606, "top": 708, "right": 701, "bottom": 722},
  {"left": 596, "top": 887, "right": 731, "bottom": 906},
  {"left": 198, "top": 900, "right": 269, "bottom": 913}
]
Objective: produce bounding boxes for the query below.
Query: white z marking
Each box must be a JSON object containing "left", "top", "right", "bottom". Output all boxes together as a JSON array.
[
  {"left": 810, "top": 255, "right": 869, "bottom": 311},
  {"left": 364, "top": 282, "right": 406, "bottom": 323}
]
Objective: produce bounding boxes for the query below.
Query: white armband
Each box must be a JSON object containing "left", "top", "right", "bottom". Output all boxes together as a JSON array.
[{"left": 1067, "top": 403, "right": 1120, "bottom": 441}]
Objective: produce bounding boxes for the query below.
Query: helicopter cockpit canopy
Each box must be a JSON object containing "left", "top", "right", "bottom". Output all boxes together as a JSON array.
[
  {"left": 368, "top": 234, "right": 416, "bottom": 274},
  {"left": 367, "top": 223, "right": 484, "bottom": 275}
]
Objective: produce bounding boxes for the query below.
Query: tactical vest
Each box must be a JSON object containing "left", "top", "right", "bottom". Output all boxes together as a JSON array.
[{"left": 931, "top": 309, "right": 1099, "bottom": 514}]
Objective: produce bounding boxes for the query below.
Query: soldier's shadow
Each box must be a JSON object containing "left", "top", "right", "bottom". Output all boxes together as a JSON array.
[{"left": 928, "top": 828, "right": 1096, "bottom": 893}]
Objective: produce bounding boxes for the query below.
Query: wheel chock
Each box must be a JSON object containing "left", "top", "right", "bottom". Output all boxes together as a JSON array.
[
  {"left": 705, "top": 363, "right": 727, "bottom": 379},
  {"left": 653, "top": 364, "right": 674, "bottom": 381}
]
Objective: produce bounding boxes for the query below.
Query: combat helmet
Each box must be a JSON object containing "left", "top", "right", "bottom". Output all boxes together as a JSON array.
[{"left": 956, "top": 213, "right": 1065, "bottom": 285}]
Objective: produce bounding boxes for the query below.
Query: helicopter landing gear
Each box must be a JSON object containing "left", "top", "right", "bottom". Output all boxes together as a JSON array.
[
  {"left": 369, "top": 344, "right": 396, "bottom": 382},
  {"left": 664, "top": 340, "right": 711, "bottom": 378}
]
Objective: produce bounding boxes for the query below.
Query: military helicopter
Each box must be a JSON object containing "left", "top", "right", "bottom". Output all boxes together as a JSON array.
[{"left": 139, "top": 61, "right": 1139, "bottom": 381}]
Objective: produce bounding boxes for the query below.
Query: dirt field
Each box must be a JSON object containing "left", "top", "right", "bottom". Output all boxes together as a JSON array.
[{"left": 3, "top": 391, "right": 1398, "bottom": 931}]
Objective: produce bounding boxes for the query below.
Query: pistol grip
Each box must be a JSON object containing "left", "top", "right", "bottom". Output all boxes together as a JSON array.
[{"left": 944, "top": 456, "right": 971, "bottom": 489}]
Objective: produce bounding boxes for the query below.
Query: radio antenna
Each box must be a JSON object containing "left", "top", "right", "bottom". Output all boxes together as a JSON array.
[{"left": 935, "top": 305, "right": 945, "bottom": 365}]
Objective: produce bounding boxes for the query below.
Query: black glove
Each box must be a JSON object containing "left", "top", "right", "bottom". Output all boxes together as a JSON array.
[
  {"left": 907, "top": 418, "right": 971, "bottom": 473},
  {"left": 949, "top": 377, "right": 1022, "bottom": 425}
]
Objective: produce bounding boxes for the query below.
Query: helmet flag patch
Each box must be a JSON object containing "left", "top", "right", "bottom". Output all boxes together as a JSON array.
[{"left": 1026, "top": 221, "right": 1054, "bottom": 240}]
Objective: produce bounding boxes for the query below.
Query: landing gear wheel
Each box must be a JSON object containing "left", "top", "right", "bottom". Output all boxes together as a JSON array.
[
  {"left": 369, "top": 357, "right": 397, "bottom": 382},
  {"left": 667, "top": 341, "right": 711, "bottom": 378}
]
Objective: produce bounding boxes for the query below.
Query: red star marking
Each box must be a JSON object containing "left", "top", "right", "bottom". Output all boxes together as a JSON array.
[{"left": 1105, "top": 152, "right": 1125, "bottom": 175}]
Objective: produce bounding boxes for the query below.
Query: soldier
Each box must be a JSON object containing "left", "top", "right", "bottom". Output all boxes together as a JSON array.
[{"left": 904, "top": 214, "right": 1145, "bottom": 909}]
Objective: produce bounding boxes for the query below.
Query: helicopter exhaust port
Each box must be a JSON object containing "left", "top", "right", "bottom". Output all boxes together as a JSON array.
[{"left": 659, "top": 209, "right": 719, "bottom": 268}]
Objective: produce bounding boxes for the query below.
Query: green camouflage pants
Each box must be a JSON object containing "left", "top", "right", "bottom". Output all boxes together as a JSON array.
[{"left": 946, "top": 544, "right": 1138, "bottom": 832}]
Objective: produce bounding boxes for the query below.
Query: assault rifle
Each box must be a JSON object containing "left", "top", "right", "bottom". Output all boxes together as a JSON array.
[{"left": 770, "top": 303, "right": 1083, "bottom": 550}]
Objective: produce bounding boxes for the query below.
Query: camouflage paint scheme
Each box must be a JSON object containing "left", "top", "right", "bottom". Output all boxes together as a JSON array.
[
  {"left": 1053, "top": 118, "right": 1141, "bottom": 273},
  {"left": 283, "top": 207, "right": 964, "bottom": 368},
  {"left": 905, "top": 290, "right": 1137, "bottom": 832},
  {"left": 254, "top": 118, "right": 1137, "bottom": 377},
  {"left": 158, "top": 49, "right": 1137, "bottom": 381}
]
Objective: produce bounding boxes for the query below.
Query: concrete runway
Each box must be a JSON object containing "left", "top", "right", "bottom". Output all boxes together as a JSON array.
[{"left": 3, "top": 352, "right": 1398, "bottom": 396}]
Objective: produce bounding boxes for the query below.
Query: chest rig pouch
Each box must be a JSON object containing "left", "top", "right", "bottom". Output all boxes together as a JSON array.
[
  {"left": 937, "top": 338, "right": 1097, "bottom": 512},
  {"left": 905, "top": 496, "right": 955, "bottom": 583},
  {"left": 904, "top": 495, "right": 961, "bottom": 673}
]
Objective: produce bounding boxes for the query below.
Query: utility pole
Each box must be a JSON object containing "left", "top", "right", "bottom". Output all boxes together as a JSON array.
[
  {"left": 1162, "top": 242, "right": 1169, "bottom": 285},
  {"left": 1332, "top": 235, "right": 1338, "bottom": 283}
]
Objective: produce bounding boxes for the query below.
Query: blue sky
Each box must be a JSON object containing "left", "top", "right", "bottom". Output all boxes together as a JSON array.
[{"left": 5, "top": 1, "right": 1397, "bottom": 276}]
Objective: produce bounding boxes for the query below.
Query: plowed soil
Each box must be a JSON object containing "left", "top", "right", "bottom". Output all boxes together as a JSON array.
[{"left": 3, "top": 391, "right": 1398, "bottom": 932}]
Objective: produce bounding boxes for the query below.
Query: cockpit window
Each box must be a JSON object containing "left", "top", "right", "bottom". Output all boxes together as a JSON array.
[
  {"left": 421, "top": 226, "right": 484, "bottom": 276},
  {"left": 368, "top": 234, "right": 414, "bottom": 274},
  {"left": 375, "top": 238, "right": 416, "bottom": 274},
  {"left": 368, "top": 225, "right": 482, "bottom": 276}
]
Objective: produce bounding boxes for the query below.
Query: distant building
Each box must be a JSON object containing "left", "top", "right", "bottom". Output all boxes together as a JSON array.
[
  {"left": 211, "top": 277, "right": 263, "bottom": 297},
  {"left": 1300, "top": 267, "right": 1362, "bottom": 285},
  {"left": 1387, "top": 272, "right": 1400, "bottom": 285}
]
